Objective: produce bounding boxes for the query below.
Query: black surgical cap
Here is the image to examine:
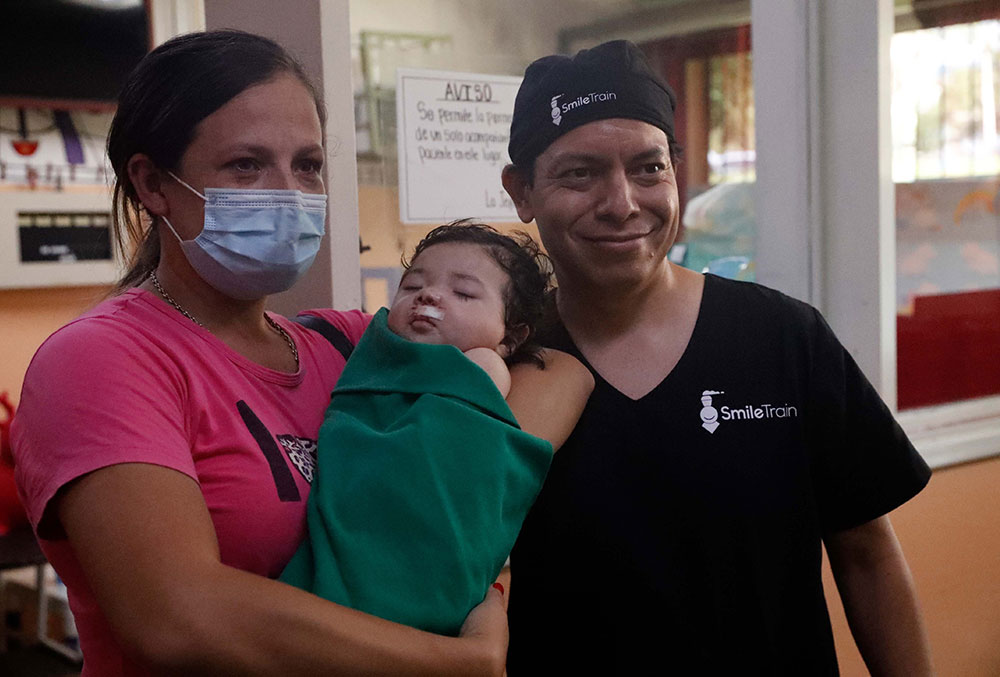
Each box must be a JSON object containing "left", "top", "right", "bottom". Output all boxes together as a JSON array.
[{"left": 508, "top": 40, "right": 677, "bottom": 168}]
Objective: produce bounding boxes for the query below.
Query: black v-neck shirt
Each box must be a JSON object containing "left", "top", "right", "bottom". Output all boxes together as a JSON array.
[{"left": 507, "top": 274, "right": 930, "bottom": 676}]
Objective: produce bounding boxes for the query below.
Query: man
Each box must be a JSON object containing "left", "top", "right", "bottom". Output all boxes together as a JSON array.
[{"left": 501, "top": 40, "right": 933, "bottom": 675}]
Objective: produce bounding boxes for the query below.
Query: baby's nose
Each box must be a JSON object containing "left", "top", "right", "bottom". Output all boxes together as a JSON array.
[{"left": 417, "top": 289, "right": 442, "bottom": 304}]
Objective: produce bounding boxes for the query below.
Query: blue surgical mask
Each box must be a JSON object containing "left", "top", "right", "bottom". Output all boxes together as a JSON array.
[{"left": 162, "top": 172, "right": 327, "bottom": 300}]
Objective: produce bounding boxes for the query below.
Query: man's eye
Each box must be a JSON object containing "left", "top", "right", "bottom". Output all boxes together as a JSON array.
[
  {"left": 567, "top": 168, "right": 590, "bottom": 179},
  {"left": 642, "top": 162, "right": 665, "bottom": 174}
]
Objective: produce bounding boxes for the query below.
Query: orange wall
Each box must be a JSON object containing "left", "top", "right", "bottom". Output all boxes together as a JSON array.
[
  {"left": 0, "top": 286, "right": 109, "bottom": 405},
  {"left": 823, "top": 456, "right": 1000, "bottom": 676}
]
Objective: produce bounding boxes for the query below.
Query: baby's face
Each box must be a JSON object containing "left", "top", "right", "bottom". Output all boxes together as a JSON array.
[{"left": 388, "top": 241, "right": 509, "bottom": 354}]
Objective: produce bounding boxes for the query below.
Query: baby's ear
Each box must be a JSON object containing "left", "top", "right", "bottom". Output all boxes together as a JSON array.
[{"left": 500, "top": 324, "right": 530, "bottom": 357}]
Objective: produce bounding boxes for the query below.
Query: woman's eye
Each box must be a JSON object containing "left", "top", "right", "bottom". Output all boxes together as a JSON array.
[
  {"left": 229, "top": 158, "right": 260, "bottom": 173},
  {"left": 297, "top": 159, "right": 324, "bottom": 174}
]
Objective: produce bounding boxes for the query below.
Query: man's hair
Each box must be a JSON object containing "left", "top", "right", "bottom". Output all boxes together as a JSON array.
[{"left": 403, "top": 220, "right": 552, "bottom": 367}]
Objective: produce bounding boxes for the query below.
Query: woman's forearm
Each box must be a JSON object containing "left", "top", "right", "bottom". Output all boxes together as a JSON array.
[
  {"left": 145, "top": 565, "right": 504, "bottom": 676},
  {"left": 507, "top": 348, "right": 594, "bottom": 449},
  {"left": 59, "top": 463, "right": 507, "bottom": 676}
]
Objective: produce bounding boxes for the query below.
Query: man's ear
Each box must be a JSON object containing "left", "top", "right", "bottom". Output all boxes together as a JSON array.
[
  {"left": 126, "top": 154, "right": 169, "bottom": 217},
  {"left": 501, "top": 164, "right": 535, "bottom": 225},
  {"left": 499, "top": 323, "right": 531, "bottom": 358}
]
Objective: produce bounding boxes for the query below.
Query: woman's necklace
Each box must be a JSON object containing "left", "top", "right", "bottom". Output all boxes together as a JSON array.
[{"left": 149, "top": 271, "right": 299, "bottom": 369}]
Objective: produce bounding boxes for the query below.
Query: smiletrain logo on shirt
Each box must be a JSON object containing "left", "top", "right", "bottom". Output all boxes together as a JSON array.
[
  {"left": 549, "top": 90, "right": 618, "bottom": 126},
  {"left": 699, "top": 389, "right": 799, "bottom": 434}
]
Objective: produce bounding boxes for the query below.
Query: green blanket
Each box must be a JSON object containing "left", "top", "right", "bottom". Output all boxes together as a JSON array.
[{"left": 280, "top": 308, "right": 553, "bottom": 635}]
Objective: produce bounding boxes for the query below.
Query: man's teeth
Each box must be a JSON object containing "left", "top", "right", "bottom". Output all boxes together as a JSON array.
[{"left": 415, "top": 305, "right": 444, "bottom": 320}]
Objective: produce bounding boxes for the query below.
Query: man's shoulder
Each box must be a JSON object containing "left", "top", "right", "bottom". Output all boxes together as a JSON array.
[
  {"left": 536, "top": 276, "right": 826, "bottom": 348},
  {"left": 703, "top": 275, "right": 824, "bottom": 336},
  {"left": 706, "top": 274, "right": 815, "bottom": 314}
]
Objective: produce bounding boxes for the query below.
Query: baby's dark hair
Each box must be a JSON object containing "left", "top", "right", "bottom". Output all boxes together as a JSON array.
[{"left": 403, "top": 220, "right": 552, "bottom": 367}]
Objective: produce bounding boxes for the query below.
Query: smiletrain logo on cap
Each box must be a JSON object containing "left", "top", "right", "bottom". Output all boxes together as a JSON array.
[
  {"left": 550, "top": 95, "right": 563, "bottom": 126},
  {"left": 550, "top": 90, "right": 619, "bottom": 126},
  {"left": 509, "top": 40, "right": 677, "bottom": 167}
]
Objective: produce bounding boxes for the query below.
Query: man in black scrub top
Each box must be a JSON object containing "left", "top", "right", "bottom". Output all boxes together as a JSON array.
[{"left": 501, "top": 40, "right": 933, "bottom": 675}]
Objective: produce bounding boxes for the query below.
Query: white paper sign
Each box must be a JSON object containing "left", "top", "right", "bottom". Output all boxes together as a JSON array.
[{"left": 396, "top": 68, "right": 522, "bottom": 224}]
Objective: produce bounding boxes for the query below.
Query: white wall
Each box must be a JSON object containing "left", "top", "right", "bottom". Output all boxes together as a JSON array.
[
  {"left": 349, "top": 0, "right": 623, "bottom": 76},
  {"left": 753, "top": 0, "right": 897, "bottom": 406}
]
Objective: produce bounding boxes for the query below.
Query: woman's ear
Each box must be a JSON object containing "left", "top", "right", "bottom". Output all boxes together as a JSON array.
[
  {"left": 501, "top": 165, "right": 535, "bottom": 225},
  {"left": 126, "top": 154, "right": 169, "bottom": 217},
  {"left": 499, "top": 323, "right": 531, "bottom": 358}
]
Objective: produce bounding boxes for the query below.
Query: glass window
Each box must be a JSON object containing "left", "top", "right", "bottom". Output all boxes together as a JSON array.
[
  {"left": 893, "top": 19, "right": 1000, "bottom": 409},
  {"left": 642, "top": 26, "right": 756, "bottom": 282},
  {"left": 638, "top": 14, "right": 1000, "bottom": 409}
]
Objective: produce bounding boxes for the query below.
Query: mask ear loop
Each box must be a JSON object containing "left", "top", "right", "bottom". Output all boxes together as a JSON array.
[
  {"left": 161, "top": 216, "right": 186, "bottom": 243},
  {"left": 160, "top": 171, "right": 207, "bottom": 243},
  {"left": 167, "top": 170, "right": 208, "bottom": 200}
]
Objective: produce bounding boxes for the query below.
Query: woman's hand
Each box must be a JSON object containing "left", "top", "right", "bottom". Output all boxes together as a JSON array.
[{"left": 458, "top": 584, "right": 509, "bottom": 676}]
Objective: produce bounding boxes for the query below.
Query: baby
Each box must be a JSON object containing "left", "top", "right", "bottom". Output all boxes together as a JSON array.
[
  {"left": 387, "top": 221, "right": 548, "bottom": 396},
  {"left": 281, "top": 222, "right": 592, "bottom": 636}
]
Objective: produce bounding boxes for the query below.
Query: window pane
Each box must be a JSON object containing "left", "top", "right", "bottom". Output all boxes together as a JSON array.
[
  {"left": 894, "top": 19, "right": 1000, "bottom": 409},
  {"left": 641, "top": 26, "right": 756, "bottom": 282}
]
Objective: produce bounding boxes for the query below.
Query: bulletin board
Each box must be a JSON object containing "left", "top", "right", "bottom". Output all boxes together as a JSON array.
[{"left": 395, "top": 68, "right": 521, "bottom": 223}]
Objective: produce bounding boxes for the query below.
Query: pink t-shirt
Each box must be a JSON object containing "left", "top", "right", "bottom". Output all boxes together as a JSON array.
[{"left": 11, "top": 289, "right": 369, "bottom": 676}]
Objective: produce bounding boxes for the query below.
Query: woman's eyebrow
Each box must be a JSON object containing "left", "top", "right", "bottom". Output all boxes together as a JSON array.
[
  {"left": 295, "top": 143, "right": 325, "bottom": 157},
  {"left": 219, "top": 143, "right": 274, "bottom": 158}
]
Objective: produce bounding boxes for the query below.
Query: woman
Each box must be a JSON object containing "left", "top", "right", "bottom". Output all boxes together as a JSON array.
[{"left": 12, "top": 30, "right": 588, "bottom": 675}]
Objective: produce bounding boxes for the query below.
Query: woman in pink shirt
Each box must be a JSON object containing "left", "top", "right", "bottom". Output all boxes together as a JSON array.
[{"left": 12, "top": 30, "right": 588, "bottom": 676}]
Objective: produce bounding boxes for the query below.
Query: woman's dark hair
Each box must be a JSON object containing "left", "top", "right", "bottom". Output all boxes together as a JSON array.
[
  {"left": 403, "top": 220, "right": 553, "bottom": 368},
  {"left": 107, "top": 29, "right": 326, "bottom": 292}
]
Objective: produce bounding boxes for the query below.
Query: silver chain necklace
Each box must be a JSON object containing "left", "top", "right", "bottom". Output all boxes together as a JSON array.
[{"left": 149, "top": 271, "right": 299, "bottom": 369}]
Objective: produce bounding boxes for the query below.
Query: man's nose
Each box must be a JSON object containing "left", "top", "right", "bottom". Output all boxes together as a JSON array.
[{"left": 595, "top": 170, "right": 640, "bottom": 224}]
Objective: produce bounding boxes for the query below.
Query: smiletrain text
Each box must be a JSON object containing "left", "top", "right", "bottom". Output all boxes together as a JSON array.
[
  {"left": 720, "top": 403, "right": 799, "bottom": 421},
  {"left": 560, "top": 91, "right": 617, "bottom": 112}
]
